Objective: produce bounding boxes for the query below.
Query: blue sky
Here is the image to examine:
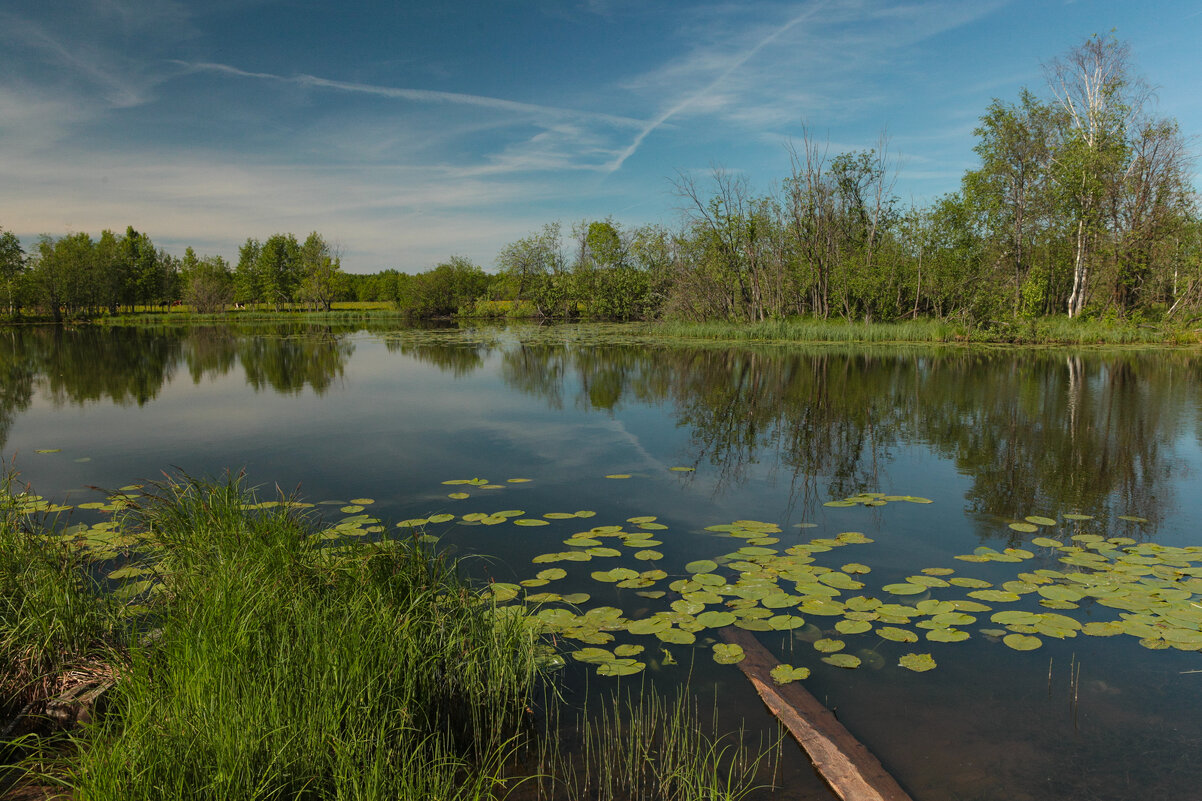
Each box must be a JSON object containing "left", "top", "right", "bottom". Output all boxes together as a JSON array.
[{"left": 1, "top": 0, "right": 1199, "bottom": 274}]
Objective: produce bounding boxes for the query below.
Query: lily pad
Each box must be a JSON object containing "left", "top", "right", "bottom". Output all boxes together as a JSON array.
[
  {"left": 770, "top": 664, "right": 811, "bottom": 684},
  {"left": 597, "top": 658, "right": 646, "bottom": 676},
  {"left": 883, "top": 583, "right": 927, "bottom": 596},
  {"left": 712, "top": 643, "right": 745, "bottom": 664},
  {"left": 878, "top": 626, "right": 919, "bottom": 643},
  {"left": 813, "top": 638, "right": 846, "bottom": 653},
  {"left": 1003, "top": 633, "right": 1042, "bottom": 651},
  {"left": 898, "top": 652, "right": 936, "bottom": 672},
  {"left": 685, "top": 559, "right": 719, "bottom": 574},
  {"left": 822, "top": 653, "right": 861, "bottom": 669}
]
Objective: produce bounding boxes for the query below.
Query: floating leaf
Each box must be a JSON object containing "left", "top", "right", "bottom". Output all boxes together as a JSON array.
[
  {"left": 926, "top": 628, "right": 969, "bottom": 642},
  {"left": 883, "top": 583, "right": 927, "bottom": 596},
  {"left": 506, "top": 478, "right": 532, "bottom": 483},
  {"left": 536, "top": 568, "right": 567, "bottom": 581},
  {"left": 878, "top": 627, "right": 919, "bottom": 643},
  {"left": 669, "top": 466, "right": 695, "bottom": 472},
  {"left": 1008, "top": 522, "right": 1038, "bottom": 533},
  {"left": 813, "top": 638, "right": 845, "bottom": 653},
  {"left": 634, "top": 550, "right": 664, "bottom": 561},
  {"left": 822, "top": 653, "right": 861, "bottom": 669},
  {"left": 1003, "top": 633, "right": 1042, "bottom": 651},
  {"left": 898, "top": 653, "right": 936, "bottom": 672},
  {"left": 835, "top": 619, "right": 872, "bottom": 635},
  {"left": 1025, "top": 516, "right": 1057, "bottom": 527},
  {"left": 685, "top": 559, "right": 719, "bottom": 574},
  {"left": 948, "top": 577, "right": 991, "bottom": 589},
  {"left": 34, "top": 448, "right": 62, "bottom": 454},
  {"left": 427, "top": 513, "right": 455, "bottom": 524},
  {"left": 597, "top": 658, "right": 646, "bottom": 676},
  {"left": 1062, "top": 513, "right": 1093, "bottom": 521},
  {"left": 696, "top": 611, "right": 737, "bottom": 629},
  {"left": 605, "top": 474, "right": 632, "bottom": 480},
  {"left": 712, "top": 643, "right": 745, "bottom": 664},
  {"left": 447, "top": 492, "right": 470, "bottom": 500},
  {"left": 967, "top": 590, "right": 1021, "bottom": 603},
  {"left": 770, "top": 664, "right": 811, "bottom": 684},
  {"left": 1118, "top": 515, "right": 1149, "bottom": 523}
]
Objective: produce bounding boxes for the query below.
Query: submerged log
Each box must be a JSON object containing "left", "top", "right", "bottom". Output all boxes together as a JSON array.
[{"left": 722, "top": 628, "right": 914, "bottom": 801}]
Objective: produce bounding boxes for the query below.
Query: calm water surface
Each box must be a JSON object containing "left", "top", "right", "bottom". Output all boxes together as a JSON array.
[{"left": 4, "top": 322, "right": 1202, "bottom": 801}]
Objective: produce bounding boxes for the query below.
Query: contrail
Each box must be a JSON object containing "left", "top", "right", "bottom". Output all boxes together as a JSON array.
[
  {"left": 176, "top": 61, "right": 647, "bottom": 130},
  {"left": 605, "top": 0, "right": 828, "bottom": 174}
]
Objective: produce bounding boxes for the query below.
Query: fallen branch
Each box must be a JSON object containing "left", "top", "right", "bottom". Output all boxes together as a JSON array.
[{"left": 722, "top": 628, "right": 914, "bottom": 801}]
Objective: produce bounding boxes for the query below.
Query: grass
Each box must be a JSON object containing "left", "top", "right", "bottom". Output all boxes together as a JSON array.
[
  {"left": 0, "top": 468, "right": 122, "bottom": 713},
  {"left": 533, "top": 687, "right": 781, "bottom": 801},
  {"left": 646, "top": 315, "right": 1202, "bottom": 345},
  {"left": 1, "top": 472, "right": 779, "bottom": 800}
]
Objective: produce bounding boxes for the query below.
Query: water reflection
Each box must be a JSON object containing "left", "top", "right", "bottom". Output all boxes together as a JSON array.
[
  {"left": 1, "top": 324, "right": 1197, "bottom": 534},
  {"left": 446, "top": 336, "right": 1195, "bottom": 531}
]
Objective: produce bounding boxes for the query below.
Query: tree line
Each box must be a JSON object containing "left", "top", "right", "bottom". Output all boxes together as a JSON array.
[{"left": 2, "top": 36, "right": 1197, "bottom": 325}]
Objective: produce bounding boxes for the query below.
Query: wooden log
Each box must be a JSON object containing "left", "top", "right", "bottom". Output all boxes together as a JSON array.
[{"left": 722, "top": 628, "right": 914, "bottom": 801}]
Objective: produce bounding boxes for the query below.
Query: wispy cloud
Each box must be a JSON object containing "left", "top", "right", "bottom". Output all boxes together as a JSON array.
[
  {"left": 179, "top": 61, "right": 647, "bottom": 131},
  {"left": 609, "top": 0, "right": 1009, "bottom": 172}
]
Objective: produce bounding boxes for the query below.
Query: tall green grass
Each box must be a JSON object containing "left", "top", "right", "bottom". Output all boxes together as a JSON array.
[
  {"left": 648, "top": 316, "right": 1199, "bottom": 345},
  {"left": 0, "top": 467, "right": 121, "bottom": 710},
  {"left": 533, "top": 687, "right": 780, "bottom": 801},
  {"left": 2, "top": 473, "right": 780, "bottom": 800},
  {"left": 65, "top": 475, "right": 542, "bottom": 800}
]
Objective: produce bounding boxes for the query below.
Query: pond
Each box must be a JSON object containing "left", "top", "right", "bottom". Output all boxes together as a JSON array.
[{"left": 4, "top": 321, "right": 1202, "bottom": 801}]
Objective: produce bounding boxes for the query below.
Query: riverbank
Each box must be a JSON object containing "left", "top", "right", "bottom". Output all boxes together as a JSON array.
[
  {"left": 0, "top": 471, "right": 777, "bottom": 801},
  {"left": 4, "top": 309, "right": 1190, "bottom": 346}
]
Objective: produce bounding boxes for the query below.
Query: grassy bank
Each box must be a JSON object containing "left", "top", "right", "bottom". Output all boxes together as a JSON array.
[
  {"left": 0, "top": 472, "right": 777, "bottom": 800},
  {"left": 646, "top": 315, "right": 1202, "bottom": 345}
]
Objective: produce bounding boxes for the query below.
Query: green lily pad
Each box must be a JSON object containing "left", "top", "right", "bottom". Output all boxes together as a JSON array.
[
  {"left": 1003, "top": 634, "right": 1042, "bottom": 651},
  {"left": 515, "top": 518, "right": 550, "bottom": 527},
  {"left": 968, "top": 590, "right": 1021, "bottom": 603},
  {"left": 770, "top": 664, "right": 811, "bottom": 684},
  {"left": 835, "top": 619, "right": 873, "bottom": 635},
  {"left": 634, "top": 550, "right": 664, "bottom": 561},
  {"left": 1008, "top": 522, "right": 1039, "bottom": 533},
  {"left": 813, "top": 638, "right": 845, "bottom": 653},
  {"left": 822, "top": 653, "right": 861, "bottom": 669},
  {"left": 605, "top": 474, "right": 632, "bottom": 480},
  {"left": 883, "top": 583, "right": 927, "bottom": 596},
  {"left": 712, "top": 643, "right": 745, "bottom": 664},
  {"left": 696, "top": 611, "right": 737, "bottom": 629},
  {"left": 926, "top": 628, "right": 969, "bottom": 642},
  {"left": 597, "top": 658, "right": 646, "bottom": 676},
  {"left": 685, "top": 559, "right": 719, "bottom": 574},
  {"left": 1025, "top": 516, "right": 1057, "bottom": 527},
  {"left": 878, "top": 627, "right": 919, "bottom": 643},
  {"left": 657, "top": 628, "right": 696, "bottom": 645},
  {"left": 898, "top": 652, "right": 936, "bottom": 672}
]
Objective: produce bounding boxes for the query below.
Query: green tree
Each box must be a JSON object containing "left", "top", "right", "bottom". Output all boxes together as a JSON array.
[
  {"left": 182, "top": 249, "right": 234, "bottom": 313},
  {"left": 297, "top": 232, "right": 345, "bottom": 312},
  {"left": 0, "top": 228, "right": 26, "bottom": 315},
  {"left": 496, "top": 222, "right": 564, "bottom": 306},
  {"left": 234, "top": 238, "right": 262, "bottom": 306}
]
